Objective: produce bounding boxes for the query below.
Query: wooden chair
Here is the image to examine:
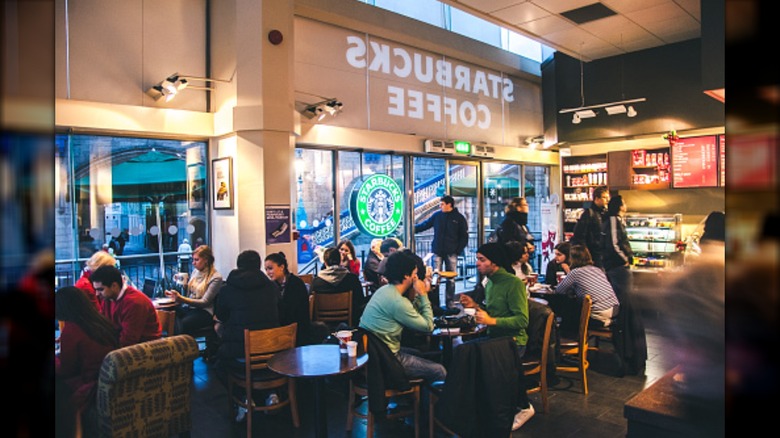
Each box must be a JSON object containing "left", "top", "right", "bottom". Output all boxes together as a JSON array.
[
  {"left": 523, "top": 309, "right": 555, "bottom": 413},
  {"left": 227, "top": 323, "right": 300, "bottom": 437},
  {"left": 299, "top": 274, "right": 314, "bottom": 291},
  {"left": 156, "top": 309, "right": 176, "bottom": 337},
  {"left": 346, "top": 333, "right": 422, "bottom": 438},
  {"left": 556, "top": 294, "right": 592, "bottom": 394},
  {"left": 311, "top": 291, "right": 352, "bottom": 327}
]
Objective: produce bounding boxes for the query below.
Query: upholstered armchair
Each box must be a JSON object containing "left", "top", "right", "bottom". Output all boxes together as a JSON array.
[{"left": 86, "top": 335, "right": 199, "bottom": 438}]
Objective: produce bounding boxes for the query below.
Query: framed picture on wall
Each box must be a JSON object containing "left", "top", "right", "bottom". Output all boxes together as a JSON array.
[
  {"left": 211, "top": 157, "right": 233, "bottom": 210},
  {"left": 187, "top": 164, "right": 205, "bottom": 210}
]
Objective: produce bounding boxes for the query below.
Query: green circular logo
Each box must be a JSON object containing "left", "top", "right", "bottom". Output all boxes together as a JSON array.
[{"left": 350, "top": 174, "right": 404, "bottom": 237}]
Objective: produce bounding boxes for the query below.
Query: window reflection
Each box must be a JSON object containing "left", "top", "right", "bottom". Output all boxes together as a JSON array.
[{"left": 55, "top": 134, "right": 208, "bottom": 289}]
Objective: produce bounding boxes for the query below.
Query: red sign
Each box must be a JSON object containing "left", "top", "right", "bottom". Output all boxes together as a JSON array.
[
  {"left": 671, "top": 135, "right": 718, "bottom": 188},
  {"left": 727, "top": 133, "right": 776, "bottom": 189}
]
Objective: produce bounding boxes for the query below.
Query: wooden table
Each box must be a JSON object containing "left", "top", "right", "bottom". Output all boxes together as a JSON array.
[
  {"left": 431, "top": 324, "right": 487, "bottom": 367},
  {"left": 268, "top": 344, "right": 368, "bottom": 438}
]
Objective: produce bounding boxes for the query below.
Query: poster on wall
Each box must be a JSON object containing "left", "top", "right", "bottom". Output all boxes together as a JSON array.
[
  {"left": 671, "top": 135, "right": 718, "bottom": 188},
  {"left": 266, "top": 205, "right": 291, "bottom": 244},
  {"left": 539, "top": 202, "right": 559, "bottom": 277},
  {"left": 211, "top": 157, "right": 233, "bottom": 209}
]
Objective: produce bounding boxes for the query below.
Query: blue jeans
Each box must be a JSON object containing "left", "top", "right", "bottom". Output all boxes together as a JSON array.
[
  {"left": 434, "top": 253, "right": 459, "bottom": 302},
  {"left": 396, "top": 349, "right": 447, "bottom": 383}
]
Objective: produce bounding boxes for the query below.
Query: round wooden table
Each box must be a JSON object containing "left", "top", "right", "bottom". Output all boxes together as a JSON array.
[{"left": 268, "top": 344, "right": 367, "bottom": 438}]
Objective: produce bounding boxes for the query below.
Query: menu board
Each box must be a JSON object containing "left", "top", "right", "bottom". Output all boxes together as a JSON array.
[
  {"left": 719, "top": 135, "right": 725, "bottom": 186},
  {"left": 671, "top": 135, "right": 718, "bottom": 188}
]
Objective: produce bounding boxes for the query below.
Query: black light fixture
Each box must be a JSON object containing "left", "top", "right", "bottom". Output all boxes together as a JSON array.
[
  {"left": 147, "top": 72, "right": 231, "bottom": 102},
  {"left": 302, "top": 99, "right": 343, "bottom": 121}
]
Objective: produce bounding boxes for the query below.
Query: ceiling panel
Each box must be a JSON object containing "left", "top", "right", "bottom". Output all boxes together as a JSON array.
[
  {"left": 444, "top": 0, "right": 703, "bottom": 61},
  {"left": 494, "top": 2, "right": 549, "bottom": 25}
]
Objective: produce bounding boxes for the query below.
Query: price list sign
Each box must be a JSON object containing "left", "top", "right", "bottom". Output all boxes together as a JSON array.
[{"left": 671, "top": 135, "right": 718, "bottom": 188}]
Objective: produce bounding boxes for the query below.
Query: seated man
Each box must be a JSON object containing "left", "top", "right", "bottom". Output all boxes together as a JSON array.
[
  {"left": 359, "top": 251, "right": 446, "bottom": 383},
  {"left": 375, "top": 237, "right": 402, "bottom": 282},
  {"left": 311, "top": 247, "right": 366, "bottom": 327},
  {"left": 90, "top": 265, "right": 161, "bottom": 347},
  {"left": 362, "top": 238, "right": 384, "bottom": 294}
]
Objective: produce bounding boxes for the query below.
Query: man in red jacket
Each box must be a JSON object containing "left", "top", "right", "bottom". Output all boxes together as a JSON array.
[{"left": 90, "top": 265, "right": 161, "bottom": 347}]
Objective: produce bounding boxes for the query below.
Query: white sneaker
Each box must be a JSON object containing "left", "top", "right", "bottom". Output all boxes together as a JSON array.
[
  {"left": 512, "top": 403, "right": 535, "bottom": 431},
  {"left": 265, "top": 393, "right": 280, "bottom": 406},
  {"left": 235, "top": 405, "right": 248, "bottom": 422}
]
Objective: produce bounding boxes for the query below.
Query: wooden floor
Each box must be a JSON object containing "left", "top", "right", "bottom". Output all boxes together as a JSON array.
[{"left": 190, "top": 314, "right": 677, "bottom": 437}]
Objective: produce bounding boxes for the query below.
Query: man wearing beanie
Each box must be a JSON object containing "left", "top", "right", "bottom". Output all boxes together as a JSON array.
[{"left": 459, "top": 242, "right": 534, "bottom": 430}]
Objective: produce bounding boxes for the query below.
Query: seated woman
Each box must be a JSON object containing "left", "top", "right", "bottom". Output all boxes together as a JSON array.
[
  {"left": 265, "top": 252, "right": 314, "bottom": 345},
  {"left": 56, "top": 286, "right": 119, "bottom": 436},
  {"left": 544, "top": 242, "right": 571, "bottom": 287},
  {"left": 311, "top": 247, "right": 366, "bottom": 327},
  {"left": 553, "top": 245, "right": 620, "bottom": 328},
  {"left": 338, "top": 239, "right": 361, "bottom": 276},
  {"left": 165, "top": 245, "right": 223, "bottom": 353},
  {"left": 504, "top": 241, "right": 531, "bottom": 285}
]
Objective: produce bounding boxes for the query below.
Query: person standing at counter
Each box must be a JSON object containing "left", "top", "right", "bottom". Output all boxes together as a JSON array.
[
  {"left": 601, "top": 196, "right": 647, "bottom": 375},
  {"left": 572, "top": 186, "right": 610, "bottom": 268},
  {"left": 554, "top": 245, "right": 620, "bottom": 328}
]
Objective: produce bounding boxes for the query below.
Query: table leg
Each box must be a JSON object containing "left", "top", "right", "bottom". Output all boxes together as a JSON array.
[{"left": 312, "top": 378, "right": 328, "bottom": 438}]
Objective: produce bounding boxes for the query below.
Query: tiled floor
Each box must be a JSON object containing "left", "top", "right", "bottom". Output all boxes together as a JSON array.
[{"left": 190, "top": 314, "right": 675, "bottom": 437}]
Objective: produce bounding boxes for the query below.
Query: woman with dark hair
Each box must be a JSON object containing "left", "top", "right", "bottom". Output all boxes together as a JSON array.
[
  {"left": 545, "top": 242, "right": 571, "bottom": 287},
  {"left": 165, "top": 245, "right": 223, "bottom": 351},
  {"left": 338, "top": 239, "right": 361, "bottom": 276},
  {"left": 265, "top": 252, "right": 313, "bottom": 345},
  {"left": 554, "top": 245, "right": 620, "bottom": 328},
  {"left": 56, "top": 286, "right": 119, "bottom": 431}
]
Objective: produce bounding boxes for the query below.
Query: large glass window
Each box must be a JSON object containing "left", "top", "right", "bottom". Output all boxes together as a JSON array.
[
  {"left": 483, "top": 162, "right": 523, "bottom": 242},
  {"left": 295, "top": 149, "right": 334, "bottom": 272},
  {"left": 55, "top": 134, "right": 208, "bottom": 290},
  {"left": 524, "top": 165, "right": 551, "bottom": 271}
]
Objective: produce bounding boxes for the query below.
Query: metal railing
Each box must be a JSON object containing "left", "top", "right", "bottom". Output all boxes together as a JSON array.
[{"left": 55, "top": 252, "right": 185, "bottom": 291}]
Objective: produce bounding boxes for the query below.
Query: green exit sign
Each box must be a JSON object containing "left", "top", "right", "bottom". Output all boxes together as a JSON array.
[{"left": 454, "top": 141, "right": 471, "bottom": 155}]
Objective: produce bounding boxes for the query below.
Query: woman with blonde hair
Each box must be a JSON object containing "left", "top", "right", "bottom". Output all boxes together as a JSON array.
[
  {"left": 74, "top": 250, "right": 117, "bottom": 310},
  {"left": 165, "top": 245, "right": 223, "bottom": 345}
]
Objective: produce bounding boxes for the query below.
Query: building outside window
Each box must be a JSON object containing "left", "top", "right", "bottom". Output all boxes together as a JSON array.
[{"left": 54, "top": 134, "right": 208, "bottom": 292}]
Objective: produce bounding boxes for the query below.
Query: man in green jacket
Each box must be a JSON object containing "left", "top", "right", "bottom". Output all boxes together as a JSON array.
[
  {"left": 360, "top": 251, "right": 446, "bottom": 383},
  {"left": 459, "top": 242, "right": 535, "bottom": 431}
]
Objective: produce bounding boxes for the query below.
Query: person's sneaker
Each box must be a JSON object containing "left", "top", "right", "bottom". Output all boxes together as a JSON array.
[
  {"left": 235, "top": 405, "right": 248, "bottom": 423},
  {"left": 265, "top": 393, "right": 280, "bottom": 406},
  {"left": 512, "top": 403, "right": 535, "bottom": 431}
]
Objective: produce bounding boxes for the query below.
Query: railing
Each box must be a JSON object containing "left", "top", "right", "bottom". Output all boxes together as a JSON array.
[
  {"left": 55, "top": 252, "right": 185, "bottom": 291},
  {"left": 414, "top": 231, "right": 479, "bottom": 293}
]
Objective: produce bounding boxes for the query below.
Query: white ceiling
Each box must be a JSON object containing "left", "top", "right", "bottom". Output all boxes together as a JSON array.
[{"left": 442, "top": 0, "right": 701, "bottom": 61}]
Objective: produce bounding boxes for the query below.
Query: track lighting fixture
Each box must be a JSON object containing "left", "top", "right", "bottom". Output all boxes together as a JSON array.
[
  {"left": 301, "top": 99, "right": 343, "bottom": 121},
  {"left": 146, "top": 72, "right": 231, "bottom": 102}
]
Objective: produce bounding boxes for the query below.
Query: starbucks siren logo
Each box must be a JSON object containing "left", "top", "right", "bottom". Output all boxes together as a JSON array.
[{"left": 350, "top": 174, "right": 404, "bottom": 237}]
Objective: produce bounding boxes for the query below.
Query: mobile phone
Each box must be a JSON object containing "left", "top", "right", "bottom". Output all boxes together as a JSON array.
[{"left": 431, "top": 272, "right": 440, "bottom": 286}]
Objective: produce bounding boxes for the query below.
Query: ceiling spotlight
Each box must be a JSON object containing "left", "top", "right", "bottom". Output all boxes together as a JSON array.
[
  {"left": 147, "top": 72, "right": 231, "bottom": 103},
  {"left": 301, "top": 98, "right": 343, "bottom": 121},
  {"left": 627, "top": 105, "right": 637, "bottom": 117},
  {"left": 575, "top": 109, "right": 597, "bottom": 119},
  {"left": 572, "top": 113, "right": 581, "bottom": 124},
  {"left": 324, "top": 100, "right": 343, "bottom": 116}
]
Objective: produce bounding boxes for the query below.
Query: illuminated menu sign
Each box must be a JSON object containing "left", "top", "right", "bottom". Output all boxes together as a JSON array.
[
  {"left": 719, "top": 135, "right": 725, "bottom": 186},
  {"left": 672, "top": 135, "right": 718, "bottom": 188}
]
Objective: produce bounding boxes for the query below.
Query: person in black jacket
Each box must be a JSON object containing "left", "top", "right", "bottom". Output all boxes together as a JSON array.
[
  {"left": 602, "top": 196, "right": 647, "bottom": 376},
  {"left": 362, "top": 238, "right": 384, "bottom": 294},
  {"left": 265, "top": 252, "right": 313, "bottom": 346},
  {"left": 571, "top": 186, "right": 610, "bottom": 267},
  {"left": 414, "top": 195, "right": 468, "bottom": 302},
  {"left": 311, "top": 247, "right": 366, "bottom": 327},
  {"left": 498, "top": 197, "right": 535, "bottom": 246},
  {"left": 215, "top": 250, "right": 280, "bottom": 362}
]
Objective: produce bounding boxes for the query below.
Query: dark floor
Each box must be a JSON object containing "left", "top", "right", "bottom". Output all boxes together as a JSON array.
[{"left": 190, "top": 315, "right": 675, "bottom": 438}]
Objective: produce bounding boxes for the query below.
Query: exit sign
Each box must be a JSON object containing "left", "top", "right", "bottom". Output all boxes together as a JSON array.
[{"left": 454, "top": 141, "right": 471, "bottom": 155}]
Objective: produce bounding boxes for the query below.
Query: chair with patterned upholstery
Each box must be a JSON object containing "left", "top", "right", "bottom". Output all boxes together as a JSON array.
[{"left": 84, "top": 335, "right": 200, "bottom": 438}]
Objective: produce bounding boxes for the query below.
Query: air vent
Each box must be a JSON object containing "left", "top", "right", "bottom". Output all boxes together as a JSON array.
[{"left": 560, "top": 2, "right": 617, "bottom": 25}]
